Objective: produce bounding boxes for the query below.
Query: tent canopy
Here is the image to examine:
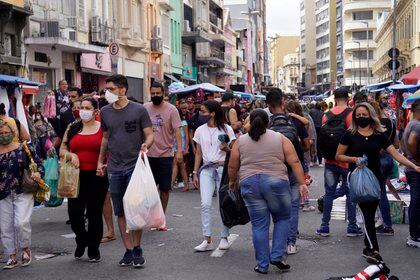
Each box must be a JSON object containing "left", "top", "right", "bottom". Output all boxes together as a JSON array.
[
  {"left": 388, "top": 83, "right": 420, "bottom": 92},
  {"left": 173, "top": 83, "right": 226, "bottom": 94},
  {"left": 402, "top": 66, "right": 420, "bottom": 85},
  {"left": 233, "top": 91, "right": 253, "bottom": 99},
  {"left": 0, "top": 74, "right": 43, "bottom": 87},
  {"left": 363, "top": 80, "right": 398, "bottom": 91}
]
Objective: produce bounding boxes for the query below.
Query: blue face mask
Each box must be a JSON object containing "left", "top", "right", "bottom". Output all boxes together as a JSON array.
[{"left": 198, "top": 114, "right": 212, "bottom": 124}]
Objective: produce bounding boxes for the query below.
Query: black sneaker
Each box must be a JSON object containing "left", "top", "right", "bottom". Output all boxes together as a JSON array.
[
  {"left": 119, "top": 249, "right": 133, "bottom": 266},
  {"left": 88, "top": 248, "right": 101, "bottom": 263},
  {"left": 132, "top": 247, "right": 145, "bottom": 268},
  {"left": 270, "top": 260, "right": 291, "bottom": 271},
  {"left": 376, "top": 225, "right": 394, "bottom": 236},
  {"left": 74, "top": 245, "right": 85, "bottom": 260},
  {"left": 362, "top": 248, "right": 383, "bottom": 264}
]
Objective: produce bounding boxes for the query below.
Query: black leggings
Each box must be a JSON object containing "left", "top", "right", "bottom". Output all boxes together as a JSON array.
[
  {"left": 68, "top": 171, "right": 108, "bottom": 252},
  {"left": 359, "top": 200, "right": 380, "bottom": 252}
]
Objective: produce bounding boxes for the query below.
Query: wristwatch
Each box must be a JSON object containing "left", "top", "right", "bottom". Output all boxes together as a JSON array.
[{"left": 192, "top": 171, "right": 198, "bottom": 174}]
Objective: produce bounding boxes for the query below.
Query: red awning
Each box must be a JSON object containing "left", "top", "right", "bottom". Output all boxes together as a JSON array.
[
  {"left": 20, "top": 84, "right": 39, "bottom": 95},
  {"left": 402, "top": 66, "right": 420, "bottom": 85}
]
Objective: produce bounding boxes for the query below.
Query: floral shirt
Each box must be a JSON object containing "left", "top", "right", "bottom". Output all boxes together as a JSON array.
[{"left": 0, "top": 145, "right": 44, "bottom": 200}]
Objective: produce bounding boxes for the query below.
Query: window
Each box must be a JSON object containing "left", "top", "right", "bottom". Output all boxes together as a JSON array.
[
  {"left": 35, "top": 52, "right": 48, "bottom": 63},
  {"left": 352, "top": 31, "right": 373, "bottom": 40},
  {"left": 316, "top": 34, "right": 329, "bottom": 46},
  {"left": 353, "top": 11, "right": 373, "bottom": 21},
  {"left": 78, "top": 0, "right": 85, "bottom": 27},
  {"left": 353, "top": 50, "right": 374, "bottom": 60}
]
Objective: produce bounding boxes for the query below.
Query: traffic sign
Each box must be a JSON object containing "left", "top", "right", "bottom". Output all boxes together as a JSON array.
[
  {"left": 388, "top": 59, "right": 400, "bottom": 70},
  {"left": 388, "top": 48, "right": 400, "bottom": 59},
  {"left": 109, "top": 42, "right": 119, "bottom": 56}
]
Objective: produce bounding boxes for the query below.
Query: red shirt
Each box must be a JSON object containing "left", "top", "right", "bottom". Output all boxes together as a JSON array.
[
  {"left": 322, "top": 106, "right": 353, "bottom": 169},
  {"left": 69, "top": 129, "right": 103, "bottom": 171}
]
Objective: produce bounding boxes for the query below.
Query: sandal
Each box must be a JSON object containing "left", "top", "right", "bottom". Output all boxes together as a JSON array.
[
  {"left": 182, "top": 187, "right": 190, "bottom": 192},
  {"left": 101, "top": 235, "right": 116, "bottom": 243}
]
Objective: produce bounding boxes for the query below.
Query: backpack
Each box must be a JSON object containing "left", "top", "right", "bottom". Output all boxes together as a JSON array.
[
  {"left": 269, "top": 114, "right": 304, "bottom": 162},
  {"left": 319, "top": 108, "right": 352, "bottom": 160}
]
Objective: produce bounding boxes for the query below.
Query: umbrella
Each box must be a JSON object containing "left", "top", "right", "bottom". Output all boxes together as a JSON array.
[
  {"left": 402, "top": 66, "right": 420, "bottom": 85},
  {"left": 172, "top": 83, "right": 226, "bottom": 94},
  {"left": 402, "top": 91, "right": 420, "bottom": 108},
  {"left": 387, "top": 83, "right": 420, "bottom": 92}
]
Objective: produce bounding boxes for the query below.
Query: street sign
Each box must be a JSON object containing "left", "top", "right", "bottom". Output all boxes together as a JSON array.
[
  {"left": 109, "top": 42, "right": 119, "bottom": 56},
  {"left": 388, "top": 48, "right": 400, "bottom": 59},
  {"left": 388, "top": 59, "right": 400, "bottom": 70}
]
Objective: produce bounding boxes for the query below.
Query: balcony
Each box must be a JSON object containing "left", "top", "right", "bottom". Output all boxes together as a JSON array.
[
  {"left": 343, "top": 21, "right": 377, "bottom": 32},
  {"left": 158, "top": 0, "right": 174, "bottom": 11},
  {"left": 344, "top": 41, "right": 376, "bottom": 51},
  {"left": 344, "top": 60, "right": 375, "bottom": 70},
  {"left": 343, "top": 1, "right": 391, "bottom": 13},
  {"left": 182, "top": 21, "right": 212, "bottom": 45},
  {"left": 197, "top": 48, "right": 225, "bottom": 67}
]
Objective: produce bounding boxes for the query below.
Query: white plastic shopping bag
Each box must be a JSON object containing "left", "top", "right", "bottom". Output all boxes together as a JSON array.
[{"left": 123, "top": 152, "right": 166, "bottom": 231}]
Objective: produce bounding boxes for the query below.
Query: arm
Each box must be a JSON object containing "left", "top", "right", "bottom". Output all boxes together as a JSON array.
[
  {"left": 174, "top": 127, "right": 183, "bottom": 162},
  {"left": 393, "top": 135, "right": 400, "bottom": 149},
  {"left": 192, "top": 143, "right": 203, "bottom": 188},
  {"left": 59, "top": 128, "right": 79, "bottom": 168},
  {"left": 387, "top": 145, "right": 420, "bottom": 171},
  {"left": 96, "top": 131, "right": 109, "bottom": 176},
  {"left": 282, "top": 136, "right": 308, "bottom": 200},
  {"left": 289, "top": 113, "right": 309, "bottom": 126},
  {"left": 229, "top": 108, "right": 243, "bottom": 131},
  {"left": 406, "top": 132, "right": 419, "bottom": 162},
  {"left": 19, "top": 125, "right": 31, "bottom": 142},
  {"left": 228, "top": 141, "right": 240, "bottom": 190},
  {"left": 302, "top": 137, "right": 311, "bottom": 152},
  {"left": 335, "top": 144, "right": 359, "bottom": 164},
  {"left": 142, "top": 126, "right": 154, "bottom": 151},
  {"left": 183, "top": 125, "right": 189, "bottom": 153},
  {"left": 243, "top": 116, "right": 251, "bottom": 133},
  {"left": 189, "top": 129, "right": 196, "bottom": 154}
]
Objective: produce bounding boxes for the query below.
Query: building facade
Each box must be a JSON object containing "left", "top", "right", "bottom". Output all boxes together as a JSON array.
[
  {"left": 269, "top": 35, "right": 300, "bottom": 88},
  {"left": 282, "top": 52, "right": 300, "bottom": 95},
  {"left": 299, "top": 0, "right": 316, "bottom": 89},
  {"left": 373, "top": 0, "right": 417, "bottom": 82},
  {"left": 342, "top": 0, "right": 391, "bottom": 87},
  {"left": 170, "top": 0, "right": 183, "bottom": 79},
  {"left": 0, "top": 0, "right": 32, "bottom": 76}
]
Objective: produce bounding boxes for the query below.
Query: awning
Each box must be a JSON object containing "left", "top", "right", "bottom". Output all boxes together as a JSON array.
[
  {"left": 173, "top": 83, "right": 225, "bottom": 94},
  {"left": 363, "top": 80, "right": 398, "bottom": 91},
  {"left": 387, "top": 83, "right": 420, "bottom": 92},
  {"left": 81, "top": 67, "right": 111, "bottom": 76},
  {"left": 402, "top": 66, "right": 420, "bottom": 85},
  {"left": 25, "top": 37, "right": 106, "bottom": 54},
  {"left": 0, "top": 74, "right": 43, "bottom": 86},
  {"left": 233, "top": 91, "right": 253, "bottom": 99},
  {"left": 20, "top": 85, "right": 39, "bottom": 95},
  {"left": 164, "top": 73, "right": 180, "bottom": 83}
]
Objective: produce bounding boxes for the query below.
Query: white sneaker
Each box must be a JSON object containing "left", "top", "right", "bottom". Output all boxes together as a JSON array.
[
  {"left": 218, "top": 238, "right": 230, "bottom": 250},
  {"left": 407, "top": 237, "right": 420, "bottom": 248},
  {"left": 194, "top": 240, "right": 214, "bottom": 252},
  {"left": 287, "top": 244, "right": 298, "bottom": 255},
  {"left": 302, "top": 205, "right": 316, "bottom": 212}
]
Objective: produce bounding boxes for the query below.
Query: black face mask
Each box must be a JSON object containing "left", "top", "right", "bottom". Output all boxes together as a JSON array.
[
  {"left": 198, "top": 114, "right": 212, "bottom": 124},
  {"left": 151, "top": 96, "right": 164, "bottom": 105},
  {"left": 355, "top": 117, "right": 373, "bottom": 128}
]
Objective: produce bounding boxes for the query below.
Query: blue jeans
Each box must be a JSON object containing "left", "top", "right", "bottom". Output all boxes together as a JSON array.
[
  {"left": 240, "top": 174, "right": 291, "bottom": 272},
  {"left": 406, "top": 171, "right": 420, "bottom": 239},
  {"left": 287, "top": 183, "right": 300, "bottom": 245},
  {"left": 321, "top": 163, "right": 357, "bottom": 230},
  {"left": 108, "top": 167, "right": 135, "bottom": 217}
]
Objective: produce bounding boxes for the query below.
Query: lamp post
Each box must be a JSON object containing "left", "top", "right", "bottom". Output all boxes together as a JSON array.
[
  {"left": 348, "top": 59, "right": 353, "bottom": 85},
  {"left": 353, "top": 41, "right": 362, "bottom": 86},
  {"left": 361, "top": 21, "right": 370, "bottom": 85}
]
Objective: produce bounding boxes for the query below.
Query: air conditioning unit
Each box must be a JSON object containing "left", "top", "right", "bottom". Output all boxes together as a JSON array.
[
  {"left": 151, "top": 38, "right": 163, "bottom": 52},
  {"left": 40, "top": 21, "right": 60, "bottom": 37},
  {"left": 183, "top": 20, "right": 191, "bottom": 32},
  {"left": 217, "top": 18, "right": 222, "bottom": 29},
  {"left": 152, "top": 25, "right": 161, "bottom": 38},
  {"left": 62, "top": 28, "right": 76, "bottom": 40},
  {"left": 91, "top": 16, "right": 103, "bottom": 43}
]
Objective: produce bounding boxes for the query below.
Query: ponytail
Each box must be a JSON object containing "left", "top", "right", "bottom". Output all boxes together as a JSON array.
[
  {"left": 248, "top": 108, "right": 269, "bottom": 142},
  {"left": 0, "top": 103, "right": 5, "bottom": 115}
]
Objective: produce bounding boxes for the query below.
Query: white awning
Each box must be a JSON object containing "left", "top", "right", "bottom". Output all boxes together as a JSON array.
[{"left": 25, "top": 37, "right": 106, "bottom": 54}]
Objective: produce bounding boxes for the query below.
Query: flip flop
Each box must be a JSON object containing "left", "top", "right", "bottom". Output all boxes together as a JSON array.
[
  {"left": 101, "top": 235, "right": 116, "bottom": 243},
  {"left": 182, "top": 188, "right": 190, "bottom": 192}
]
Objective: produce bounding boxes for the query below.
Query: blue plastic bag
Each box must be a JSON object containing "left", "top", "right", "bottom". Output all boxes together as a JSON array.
[
  {"left": 349, "top": 166, "right": 381, "bottom": 203},
  {"left": 43, "top": 156, "right": 63, "bottom": 207}
]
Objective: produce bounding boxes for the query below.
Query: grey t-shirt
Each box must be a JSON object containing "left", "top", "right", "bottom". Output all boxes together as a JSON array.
[
  {"left": 100, "top": 101, "right": 152, "bottom": 172},
  {"left": 402, "top": 119, "right": 420, "bottom": 171}
]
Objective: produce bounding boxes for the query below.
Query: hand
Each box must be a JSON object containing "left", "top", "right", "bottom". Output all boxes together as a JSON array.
[
  {"left": 47, "top": 148, "right": 55, "bottom": 158},
  {"left": 355, "top": 157, "right": 366, "bottom": 168},
  {"left": 140, "top": 143, "right": 148, "bottom": 154},
  {"left": 176, "top": 150, "right": 183, "bottom": 163},
  {"left": 193, "top": 173, "right": 199, "bottom": 188},
  {"left": 414, "top": 165, "right": 420, "bottom": 173},
  {"left": 96, "top": 162, "right": 106, "bottom": 177},
  {"left": 219, "top": 142, "right": 230, "bottom": 152},
  {"left": 299, "top": 184, "right": 309, "bottom": 201},
  {"left": 70, "top": 153, "right": 79, "bottom": 169},
  {"left": 288, "top": 113, "right": 297, "bottom": 119},
  {"left": 228, "top": 181, "right": 238, "bottom": 191},
  {"left": 31, "top": 172, "right": 41, "bottom": 181}
]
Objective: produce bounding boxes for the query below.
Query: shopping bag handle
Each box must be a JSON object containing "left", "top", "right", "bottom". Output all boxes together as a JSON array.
[{"left": 140, "top": 151, "right": 151, "bottom": 169}]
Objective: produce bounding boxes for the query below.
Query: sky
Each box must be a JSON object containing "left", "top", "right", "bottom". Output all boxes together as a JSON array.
[{"left": 266, "top": 0, "right": 300, "bottom": 37}]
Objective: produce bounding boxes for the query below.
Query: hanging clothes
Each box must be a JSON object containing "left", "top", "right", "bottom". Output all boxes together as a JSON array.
[
  {"left": 0, "top": 87, "right": 10, "bottom": 116},
  {"left": 15, "top": 87, "right": 29, "bottom": 134}
]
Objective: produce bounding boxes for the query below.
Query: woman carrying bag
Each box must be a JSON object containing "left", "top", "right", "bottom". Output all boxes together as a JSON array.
[
  {"left": 0, "top": 120, "right": 44, "bottom": 269},
  {"left": 336, "top": 102, "right": 420, "bottom": 264},
  {"left": 60, "top": 97, "right": 108, "bottom": 262}
]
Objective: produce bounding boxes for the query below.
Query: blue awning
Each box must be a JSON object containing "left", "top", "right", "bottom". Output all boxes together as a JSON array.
[
  {"left": 0, "top": 74, "right": 43, "bottom": 86},
  {"left": 233, "top": 91, "right": 253, "bottom": 99},
  {"left": 387, "top": 83, "right": 420, "bottom": 92},
  {"left": 364, "top": 80, "right": 399, "bottom": 91}
]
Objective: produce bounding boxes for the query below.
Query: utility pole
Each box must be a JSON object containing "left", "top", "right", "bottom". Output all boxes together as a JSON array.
[
  {"left": 362, "top": 21, "right": 370, "bottom": 85},
  {"left": 392, "top": 0, "right": 397, "bottom": 83}
]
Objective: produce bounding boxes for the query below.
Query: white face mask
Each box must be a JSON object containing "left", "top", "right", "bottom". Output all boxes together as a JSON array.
[
  {"left": 105, "top": 90, "right": 119, "bottom": 104},
  {"left": 79, "top": 109, "right": 94, "bottom": 121}
]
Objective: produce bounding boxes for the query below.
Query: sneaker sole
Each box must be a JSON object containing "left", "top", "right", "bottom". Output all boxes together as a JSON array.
[
  {"left": 347, "top": 233, "right": 364, "bottom": 237},
  {"left": 3, "top": 264, "right": 19, "bottom": 269},
  {"left": 89, "top": 259, "right": 101, "bottom": 263},
  {"left": 21, "top": 261, "right": 32, "bottom": 267},
  {"left": 377, "top": 233, "right": 394, "bottom": 236},
  {"left": 287, "top": 251, "right": 298, "bottom": 255},
  {"left": 119, "top": 262, "right": 133, "bottom": 267},
  {"left": 316, "top": 232, "right": 330, "bottom": 237},
  {"left": 406, "top": 241, "right": 420, "bottom": 248},
  {"left": 133, "top": 259, "right": 146, "bottom": 268},
  {"left": 194, "top": 248, "right": 214, "bottom": 252}
]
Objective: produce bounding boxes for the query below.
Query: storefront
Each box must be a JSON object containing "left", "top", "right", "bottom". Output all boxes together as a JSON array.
[
  {"left": 124, "top": 59, "right": 145, "bottom": 102},
  {"left": 79, "top": 53, "right": 112, "bottom": 93}
]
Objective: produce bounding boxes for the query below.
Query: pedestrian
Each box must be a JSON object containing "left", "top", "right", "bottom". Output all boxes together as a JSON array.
[
  {"left": 0, "top": 121, "right": 44, "bottom": 269},
  {"left": 317, "top": 87, "right": 361, "bottom": 238},
  {"left": 0, "top": 103, "right": 31, "bottom": 142},
  {"left": 221, "top": 90, "right": 242, "bottom": 132},
  {"left": 33, "top": 112, "right": 56, "bottom": 160},
  {"left": 266, "top": 88, "right": 310, "bottom": 255},
  {"left": 401, "top": 99, "right": 420, "bottom": 248},
  {"left": 309, "top": 101, "right": 324, "bottom": 165},
  {"left": 228, "top": 108, "right": 308, "bottom": 274},
  {"left": 192, "top": 100, "right": 236, "bottom": 252},
  {"left": 48, "top": 80, "right": 72, "bottom": 140},
  {"left": 336, "top": 102, "right": 420, "bottom": 263},
  {"left": 59, "top": 97, "right": 108, "bottom": 262},
  {"left": 171, "top": 100, "right": 190, "bottom": 192},
  {"left": 144, "top": 81, "right": 183, "bottom": 227},
  {"left": 97, "top": 74, "right": 154, "bottom": 267}
]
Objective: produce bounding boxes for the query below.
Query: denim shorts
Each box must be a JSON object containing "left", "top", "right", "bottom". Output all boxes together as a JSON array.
[
  {"left": 108, "top": 167, "right": 135, "bottom": 216},
  {"left": 148, "top": 157, "right": 174, "bottom": 192}
]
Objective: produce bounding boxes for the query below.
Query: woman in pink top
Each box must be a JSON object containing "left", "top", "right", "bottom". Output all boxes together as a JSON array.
[{"left": 228, "top": 109, "right": 307, "bottom": 274}]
